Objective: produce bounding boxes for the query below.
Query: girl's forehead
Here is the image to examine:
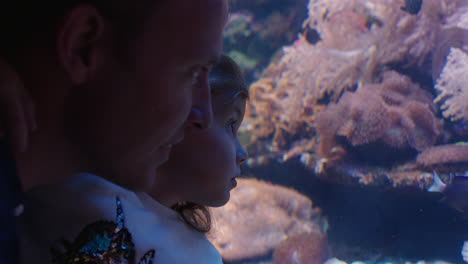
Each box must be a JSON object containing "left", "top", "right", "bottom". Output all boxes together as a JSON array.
[
  {"left": 211, "top": 81, "right": 248, "bottom": 103},
  {"left": 212, "top": 88, "right": 247, "bottom": 117}
]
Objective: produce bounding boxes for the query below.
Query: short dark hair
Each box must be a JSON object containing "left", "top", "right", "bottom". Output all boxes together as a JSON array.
[{"left": 0, "top": 1, "right": 159, "bottom": 58}]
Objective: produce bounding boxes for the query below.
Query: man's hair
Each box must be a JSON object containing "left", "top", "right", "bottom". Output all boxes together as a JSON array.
[
  {"left": 0, "top": 1, "right": 159, "bottom": 58},
  {"left": 171, "top": 55, "right": 249, "bottom": 233}
]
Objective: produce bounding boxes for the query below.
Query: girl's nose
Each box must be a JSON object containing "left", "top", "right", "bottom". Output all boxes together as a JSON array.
[{"left": 236, "top": 140, "right": 248, "bottom": 165}]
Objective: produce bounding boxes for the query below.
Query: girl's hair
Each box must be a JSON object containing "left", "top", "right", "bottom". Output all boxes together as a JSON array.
[
  {"left": 171, "top": 54, "right": 248, "bottom": 233},
  {"left": 171, "top": 202, "right": 212, "bottom": 233},
  {"left": 209, "top": 55, "right": 249, "bottom": 101}
]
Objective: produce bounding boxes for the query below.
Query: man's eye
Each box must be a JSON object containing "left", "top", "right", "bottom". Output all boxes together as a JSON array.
[{"left": 191, "top": 68, "right": 202, "bottom": 85}]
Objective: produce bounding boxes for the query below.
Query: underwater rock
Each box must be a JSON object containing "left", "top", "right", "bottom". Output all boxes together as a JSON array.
[
  {"left": 208, "top": 178, "right": 327, "bottom": 262},
  {"left": 433, "top": 48, "right": 468, "bottom": 122},
  {"left": 416, "top": 144, "right": 468, "bottom": 170},
  {"left": 273, "top": 231, "right": 330, "bottom": 264},
  {"left": 316, "top": 71, "right": 442, "bottom": 162}
]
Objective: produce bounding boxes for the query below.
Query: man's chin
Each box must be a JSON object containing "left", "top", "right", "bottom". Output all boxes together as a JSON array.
[
  {"left": 208, "top": 193, "right": 231, "bottom": 208},
  {"left": 154, "top": 146, "right": 173, "bottom": 167}
]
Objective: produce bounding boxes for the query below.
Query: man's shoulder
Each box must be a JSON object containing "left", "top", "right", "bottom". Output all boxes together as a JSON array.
[
  {"left": 20, "top": 173, "right": 148, "bottom": 263},
  {"left": 23, "top": 173, "right": 135, "bottom": 228}
]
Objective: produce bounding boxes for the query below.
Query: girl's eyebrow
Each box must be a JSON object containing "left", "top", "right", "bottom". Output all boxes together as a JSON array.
[{"left": 220, "top": 89, "right": 249, "bottom": 105}]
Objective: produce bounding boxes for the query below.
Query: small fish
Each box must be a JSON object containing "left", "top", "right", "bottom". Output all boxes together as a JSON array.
[
  {"left": 429, "top": 172, "right": 468, "bottom": 215},
  {"left": 400, "top": 0, "right": 423, "bottom": 15}
]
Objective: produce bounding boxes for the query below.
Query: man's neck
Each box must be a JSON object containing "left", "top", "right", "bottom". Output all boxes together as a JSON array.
[{"left": 16, "top": 125, "right": 86, "bottom": 191}]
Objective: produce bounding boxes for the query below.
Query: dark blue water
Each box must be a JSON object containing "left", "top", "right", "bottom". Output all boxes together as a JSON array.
[{"left": 245, "top": 160, "right": 468, "bottom": 263}]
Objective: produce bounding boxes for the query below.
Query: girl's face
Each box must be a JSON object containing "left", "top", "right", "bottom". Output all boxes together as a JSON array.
[{"left": 152, "top": 84, "right": 248, "bottom": 207}]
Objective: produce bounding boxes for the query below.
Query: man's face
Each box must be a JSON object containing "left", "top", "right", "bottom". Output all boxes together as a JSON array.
[{"left": 67, "top": 0, "right": 228, "bottom": 191}]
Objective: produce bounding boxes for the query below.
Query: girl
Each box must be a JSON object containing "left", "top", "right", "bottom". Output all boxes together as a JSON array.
[
  {"left": 30, "top": 54, "right": 249, "bottom": 264},
  {"left": 136, "top": 54, "right": 249, "bottom": 263}
]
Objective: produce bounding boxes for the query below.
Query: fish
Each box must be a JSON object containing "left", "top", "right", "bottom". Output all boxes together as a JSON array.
[
  {"left": 428, "top": 171, "right": 468, "bottom": 215},
  {"left": 400, "top": 0, "right": 423, "bottom": 15}
]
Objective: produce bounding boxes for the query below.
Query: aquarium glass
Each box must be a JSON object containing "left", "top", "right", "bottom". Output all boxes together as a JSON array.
[{"left": 208, "top": 0, "right": 468, "bottom": 263}]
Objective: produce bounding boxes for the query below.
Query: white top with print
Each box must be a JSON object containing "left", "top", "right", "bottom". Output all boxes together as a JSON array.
[{"left": 20, "top": 173, "right": 223, "bottom": 264}]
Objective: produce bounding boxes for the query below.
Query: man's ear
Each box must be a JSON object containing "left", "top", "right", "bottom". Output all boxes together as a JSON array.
[{"left": 56, "top": 4, "right": 106, "bottom": 85}]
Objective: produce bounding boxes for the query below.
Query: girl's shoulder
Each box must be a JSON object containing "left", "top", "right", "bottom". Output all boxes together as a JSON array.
[{"left": 135, "top": 193, "right": 224, "bottom": 263}]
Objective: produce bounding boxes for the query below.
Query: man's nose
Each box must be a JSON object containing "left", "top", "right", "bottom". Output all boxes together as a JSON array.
[{"left": 187, "top": 73, "right": 213, "bottom": 129}]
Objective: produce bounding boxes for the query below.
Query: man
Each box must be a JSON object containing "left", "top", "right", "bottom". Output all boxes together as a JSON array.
[{"left": 0, "top": 0, "right": 228, "bottom": 263}]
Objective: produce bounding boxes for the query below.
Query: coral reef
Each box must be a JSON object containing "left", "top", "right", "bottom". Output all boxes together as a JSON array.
[
  {"left": 273, "top": 231, "right": 329, "bottom": 264},
  {"left": 236, "top": 0, "right": 467, "bottom": 189},
  {"left": 314, "top": 158, "right": 435, "bottom": 190},
  {"left": 432, "top": 0, "right": 468, "bottom": 80},
  {"left": 242, "top": 0, "right": 458, "bottom": 162},
  {"left": 305, "top": 0, "right": 444, "bottom": 62},
  {"left": 431, "top": 28, "right": 468, "bottom": 81},
  {"left": 442, "top": 0, "right": 468, "bottom": 30},
  {"left": 208, "top": 178, "right": 327, "bottom": 262},
  {"left": 385, "top": 170, "right": 434, "bottom": 189},
  {"left": 433, "top": 48, "right": 468, "bottom": 122},
  {"left": 416, "top": 144, "right": 468, "bottom": 171},
  {"left": 316, "top": 71, "right": 443, "bottom": 162}
]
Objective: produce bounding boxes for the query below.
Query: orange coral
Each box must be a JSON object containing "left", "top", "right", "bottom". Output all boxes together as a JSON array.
[
  {"left": 385, "top": 171, "right": 433, "bottom": 189},
  {"left": 273, "top": 231, "right": 329, "bottom": 264},
  {"left": 416, "top": 144, "right": 468, "bottom": 168},
  {"left": 305, "top": 0, "right": 446, "bottom": 63},
  {"left": 433, "top": 48, "right": 468, "bottom": 122},
  {"left": 208, "top": 178, "right": 327, "bottom": 261},
  {"left": 316, "top": 71, "right": 443, "bottom": 160},
  {"left": 240, "top": 0, "right": 462, "bottom": 171}
]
